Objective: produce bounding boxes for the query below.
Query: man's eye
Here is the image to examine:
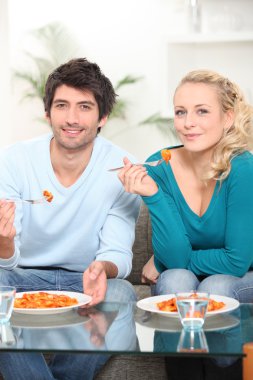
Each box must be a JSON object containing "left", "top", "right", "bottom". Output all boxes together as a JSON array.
[
  {"left": 80, "top": 104, "right": 90, "bottom": 110},
  {"left": 55, "top": 103, "right": 66, "bottom": 109}
]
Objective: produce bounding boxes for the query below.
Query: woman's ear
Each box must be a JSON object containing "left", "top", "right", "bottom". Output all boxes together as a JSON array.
[{"left": 224, "top": 109, "right": 235, "bottom": 131}]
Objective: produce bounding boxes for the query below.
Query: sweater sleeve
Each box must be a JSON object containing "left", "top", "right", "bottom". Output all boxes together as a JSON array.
[
  {"left": 0, "top": 148, "right": 23, "bottom": 269},
  {"left": 143, "top": 188, "right": 193, "bottom": 272},
  {"left": 95, "top": 189, "right": 141, "bottom": 279},
  {"left": 143, "top": 155, "right": 253, "bottom": 277}
]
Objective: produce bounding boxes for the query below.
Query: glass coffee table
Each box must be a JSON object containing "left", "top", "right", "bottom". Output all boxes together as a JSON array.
[{"left": 1, "top": 302, "right": 253, "bottom": 379}]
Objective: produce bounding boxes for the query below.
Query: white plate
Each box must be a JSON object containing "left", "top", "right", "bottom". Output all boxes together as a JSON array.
[
  {"left": 14, "top": 291, "right": 92, "bottom": 315},
  {"left": 11, "top": 309, "right": 90, "bottom": 329},
  {"left": 136, "top": 294, "right": 239, "bottom": 318}
]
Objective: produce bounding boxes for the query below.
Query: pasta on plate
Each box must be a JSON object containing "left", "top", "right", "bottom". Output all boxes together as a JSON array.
[{"left": 14, "top": 291, "right": 78, "bottom": 309}]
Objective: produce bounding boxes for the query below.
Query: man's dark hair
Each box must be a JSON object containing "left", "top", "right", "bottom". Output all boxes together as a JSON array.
[{"left": 43, "top": 58, "right": 116, "bottom": 121}]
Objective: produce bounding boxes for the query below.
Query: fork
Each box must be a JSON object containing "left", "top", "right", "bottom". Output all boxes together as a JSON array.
[
  {"left": 108, "top": 159, "right": 163, "bottom": 172},
  {"left": 5, "top": 197, "right": 47, "bottom": 204}
]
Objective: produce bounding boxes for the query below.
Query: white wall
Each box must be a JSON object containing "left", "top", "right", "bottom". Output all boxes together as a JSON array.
[
  {"left": 0, "top": 0, "right": 12, "bottom": 147},
  {"left": 3, "top": 0, "right": 253, "bottom": 160}
]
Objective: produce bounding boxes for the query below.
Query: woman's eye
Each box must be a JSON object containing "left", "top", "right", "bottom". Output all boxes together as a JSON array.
[
  {"left": 198, "top": 108, "right": 208, "bottom": 115},
  {"left": 175, "top": 110, "right": 185, "bottom": 116}
]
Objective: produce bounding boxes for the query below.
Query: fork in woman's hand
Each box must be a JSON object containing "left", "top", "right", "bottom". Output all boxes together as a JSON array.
[{"left": 108, "top": 159, "right": 163, "bottom": 172}]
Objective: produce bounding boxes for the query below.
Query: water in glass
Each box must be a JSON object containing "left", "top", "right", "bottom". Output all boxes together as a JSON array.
[{"left": 0, "top": 287, "right": 16, "bottom": 324}]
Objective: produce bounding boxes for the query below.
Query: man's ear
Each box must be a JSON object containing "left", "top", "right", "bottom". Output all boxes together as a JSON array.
[
  {"left": 98, "top": 115, "right": 108, "bottom": 130},
  {"left": 45, "top": 112, "right": 51, "bottom": 125}
]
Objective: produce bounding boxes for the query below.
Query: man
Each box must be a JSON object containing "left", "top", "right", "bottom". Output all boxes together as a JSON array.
[{"left": 0, "top": 58, "right": 140, "bottom": 379}]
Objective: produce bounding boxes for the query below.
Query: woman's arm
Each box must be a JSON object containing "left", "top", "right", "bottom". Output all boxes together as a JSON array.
[{"left": 118, "top": 156, "right": 194, "bottom": 270}]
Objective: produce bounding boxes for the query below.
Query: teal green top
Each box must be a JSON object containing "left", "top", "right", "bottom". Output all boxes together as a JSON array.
[{"left": 143, "top": 146, "right": 253, "bottom": 277}]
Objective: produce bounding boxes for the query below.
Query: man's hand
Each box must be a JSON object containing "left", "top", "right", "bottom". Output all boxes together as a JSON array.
[
  {"left": 0, "top": 200, "right": 16, "bottom": 258},
  {"left": 83, "top": 261, "right": 117, "bottom": 307}
]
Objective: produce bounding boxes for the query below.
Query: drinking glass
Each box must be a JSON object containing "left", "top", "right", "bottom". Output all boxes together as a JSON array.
[
  {"left": 0, "top": 322, "right": 16, "bottom": 347},
  {"left": 0, "top": 286, "right": 16, "bottom": 324},
  {"left": 177, "top": 328, "right": 209, "bottom": 353},
  {"left": 176, "top": 292, "right": 209, "bottom": 330}
]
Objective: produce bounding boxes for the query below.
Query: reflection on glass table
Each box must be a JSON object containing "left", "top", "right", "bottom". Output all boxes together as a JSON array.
[
  {"left": 177, "top": 328, "right": 209, "bottom": 353},
  {"left": 2, "top": 302, "right": 253, "bottom": 359},
  {"left": 136, "top": 306, "right": 244, "bottom": 356},
  {"left": 8, "top": 302, "right": 138, "bottom": 352}
]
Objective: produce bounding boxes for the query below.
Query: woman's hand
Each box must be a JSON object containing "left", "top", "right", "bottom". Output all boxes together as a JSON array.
[
  {"left": 117, "top": 157, "right": 158, "bottom": 197},
  {"left": 141, "top": 255, "right": 160, "bottom": 284}
]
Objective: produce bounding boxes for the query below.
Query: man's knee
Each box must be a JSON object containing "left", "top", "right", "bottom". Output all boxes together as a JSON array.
[
  {"left": 0, "top": 269, "right": 14, "bottom": 286},
  {"left": 106, "top": 279, "right": 137, "bottom": 302}
]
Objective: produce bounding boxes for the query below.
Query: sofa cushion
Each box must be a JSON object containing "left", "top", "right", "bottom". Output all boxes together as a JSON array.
[
  {"left": 127, "top": 202, "right": 153, "bottom": 285},
  {"left": 134, "top": 284, "right": 151, "bottom": 300},
  {"left": 95, "top": 355, "right": 167, "bottom": 380}
]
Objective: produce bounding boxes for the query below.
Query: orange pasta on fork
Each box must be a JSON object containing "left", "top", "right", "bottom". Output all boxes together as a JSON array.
[
  {"left": 43, "top": 190, "right": 54, "bottom": 202},
  {"left": 161, "top": 149, "right": 171, "bottom": 164}
]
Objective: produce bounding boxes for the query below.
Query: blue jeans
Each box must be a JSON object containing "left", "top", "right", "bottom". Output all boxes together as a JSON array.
[
  {"left": 152, "top": 268, "right": 253, "bottom": 302},
  {"left": 0, "top": 267, "right": 137, "bottom": 380}
]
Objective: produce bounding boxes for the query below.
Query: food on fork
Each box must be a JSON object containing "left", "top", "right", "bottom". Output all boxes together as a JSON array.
[
  {"left": 156, "top": 294, "right": 225, "bottom": 313},
  {"left": 43, "top": 190, "right": 54, "bottom": 202},
  {"left": 161, "top": 149, "right": 171, "bottom": 164},
  {"left": 14, "top": 292, "right": 78, "bottom": 309}
]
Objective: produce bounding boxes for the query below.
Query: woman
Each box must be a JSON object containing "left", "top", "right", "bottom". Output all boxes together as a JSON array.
[{"left": 118, "top": 69, "right": 253, "bottom": 301}]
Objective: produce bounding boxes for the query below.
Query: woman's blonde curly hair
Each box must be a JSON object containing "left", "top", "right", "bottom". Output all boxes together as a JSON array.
[{"left": 175, "top": 70, "right": 253, "bottom": 182}]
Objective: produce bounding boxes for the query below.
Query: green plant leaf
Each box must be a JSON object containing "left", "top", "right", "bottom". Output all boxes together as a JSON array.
[
  {"left": 13, "top": 21, "right": 80, "bottom": 106},
  {"left": 139, "top": 112, "right": 177, "bottom": 137},
  {"left": 114, "top": 75, "right": 143, "bottom": 91},
  {"left": 139, "top": 112, "right": 170, "bottom": 126},
  {"left": 110, "top": 99, "right": 128, "bottom": 119}
]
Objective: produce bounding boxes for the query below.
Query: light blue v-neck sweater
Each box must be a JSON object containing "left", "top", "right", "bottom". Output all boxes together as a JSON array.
[{"left": 0, "top": 133, "right": 140, "bottom": 277}]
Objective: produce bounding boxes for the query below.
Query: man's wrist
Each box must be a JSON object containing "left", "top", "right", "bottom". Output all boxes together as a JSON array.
[
  {"left": 99, "top": 261, "right": 118, "bottom": 278},
  {"left": 0, "top": 237, "right": 15, "bottom": 259}
]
